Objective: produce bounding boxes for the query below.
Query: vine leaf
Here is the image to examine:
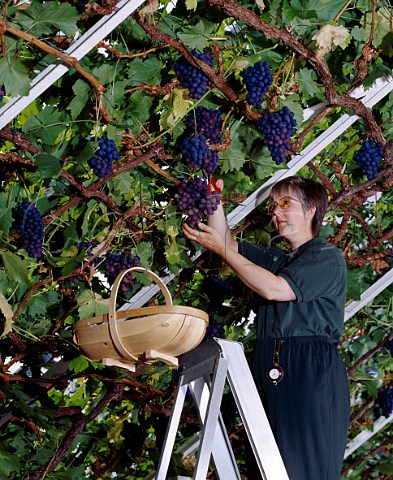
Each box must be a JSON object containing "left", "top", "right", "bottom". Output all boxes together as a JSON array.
[
  {"left": 312, "top": 24, "right": 350, "bottom": 58},
  {"left": 0, "top": 57, "right": 30, "bottom": 97},
  {"left": 364, "top": 6, "right": 392, "bottom": 47},
  {"left": 296, "top": 68, "right": 322, "bottom": 100},
  {"left": 67, "top": 80, "right": 90, "bottom": 118},
  {"left": 0, "top": 192, "right": 17, "bottom": 237},
  {"left": 1, "top": 252, "right": 33, "bottom": 288},
  {"left": 177, "top": 20, "right": 215, "bottom": 50},
  {"left": 313, "top": 0, "right": 349, "bottom": 21},
  {"left": 0, "top": 291, "right": 14, "bottom": 338},
  {"left": 15, "top": 1, "right": 80, "bottom": 37},
  {"left": 185, "top": 0, "right": 198, "bottom": 11},
  {"left": 282, "top": 0, "right": 317, "bottom": 22},
  {"left": 0, "top": 449, "right": 21, "bottom": 478},
  {"left": 125, "top": 91, "right": 155, "bottom": 135},
  {"left": 129, "top": 57, "right": 163, "bottom": 86},
  {"left": 281, "top": 96, "right": 304, "bottom": 128},
  {"left": 76, "top": 290, "right": 108, "bottom": 320},
  {"left": 22, "top": 107, "right": 66, "bottom": 146},
  {"left": 220, "top": 135, "right": 248, "bottom": 173},
  {"left": 69, "top": 355, "right": 90, "bottom": 373},
  {"left": 33, "top": 154, "right": 62, "bottom": 179},
  {"left": 160, "top": 88, "right": 192, "bottom": 129}
]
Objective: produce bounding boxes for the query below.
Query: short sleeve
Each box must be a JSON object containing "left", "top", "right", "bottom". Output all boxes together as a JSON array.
[{"left": 278, "top": 245, "right": 346, "bottom": 303}]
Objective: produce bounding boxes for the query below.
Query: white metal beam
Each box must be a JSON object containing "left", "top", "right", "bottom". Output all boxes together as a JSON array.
[
  {"left": 344, "top": 413, "right": 393, "bottom": 458},
  {"left": 344, "top": 268, "right": 393, "bottom": 321},
  {"left": 0, "top": 0, "right": 146, "bottom": 130}
]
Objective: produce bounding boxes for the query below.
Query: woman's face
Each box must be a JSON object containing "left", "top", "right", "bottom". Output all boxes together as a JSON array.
[{"left": 269, "top": 190, "right": 312, "bottom": 244}]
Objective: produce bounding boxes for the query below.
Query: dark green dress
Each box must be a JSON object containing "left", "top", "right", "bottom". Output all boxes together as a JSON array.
[{"left": 239, "top": 236, "right": 350, "bottom": 480}]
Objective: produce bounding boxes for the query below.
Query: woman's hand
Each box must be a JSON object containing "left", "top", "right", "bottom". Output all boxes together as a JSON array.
[{"left": 182, "top": 222, "right": 226, "bottom": 257}]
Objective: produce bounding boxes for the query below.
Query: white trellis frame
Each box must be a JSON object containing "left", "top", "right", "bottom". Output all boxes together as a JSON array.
[{"left": 0, "top": 0, "right": 392, "bottom": 459}]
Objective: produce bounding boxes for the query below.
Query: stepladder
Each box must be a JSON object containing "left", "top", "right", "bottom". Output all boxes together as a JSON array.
[{"left": 154, "top": 338, "right": 289, "bottom": 480}]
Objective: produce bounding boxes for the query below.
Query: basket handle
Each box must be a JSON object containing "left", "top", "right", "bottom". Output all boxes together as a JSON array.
[{"left": 108, "top": 267, "right": 172, "bottom": 362}]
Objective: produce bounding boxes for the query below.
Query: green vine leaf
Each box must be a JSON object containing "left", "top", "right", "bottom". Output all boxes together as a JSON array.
[
  {"left": 296, "top": 68, "right": 323, "bottom": 100},
  {"left": 76, "top": 290, "right": 108, "bottom": 320},
  {"left": 1, "top": 252, "right": 33, "bottom": 288},
  {"left": 0, "top": 449, "right": 21, "bottom": 478},
  {"left": 160, "top": 88, "right": 193, "bottom": 130},
  {"left": 67, "top": 80, "right": 90, "bottom": 118},
  {"left": 128, "top": 57, "right": 163, "bottom": 86},
  {"left": 33, "top": 154, "right": 62, "bottom": 179},
  {"left": 22, "top": 106, "right": 66, "bottom": 146},
  {"left": 0, "top": 57, "right": 30, "bottom": 97},
  {"left": 15, "top": 1, "right": 80, "bottom": 37},
  {"left": 177, "top": 20, "right": 215, "bottom": 50}
]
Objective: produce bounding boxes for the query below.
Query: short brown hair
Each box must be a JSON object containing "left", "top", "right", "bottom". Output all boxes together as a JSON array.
[{"left": 270, "top": 176, "right": 328, "bottom": 236}]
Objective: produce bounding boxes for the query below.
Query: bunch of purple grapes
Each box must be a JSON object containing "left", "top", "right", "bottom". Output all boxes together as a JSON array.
[
  {"left": 180, "top": 134, "right": 210, "bottom": 170},
  {"left": 205, "top": 319, "right": 225, "bottom": 340},
  {"left": 183, "top": 107, "right": 222, "bottom": 173},
  {"left": 13, "top": 200, "right": 45, "bottom": 258},
  {"left": 173, "top": 51, "right": 213, "bottom": 99},
  {"left": 175, "top": 178, "right": 221, "bottom": 227},
  {"left": 354, "top": 140, "right": 384, "bottom": 180},
  {"left": 241, "top": 61, "right": 273, "bottom": 107},
  {"left": 0, "top": 85, "right": 4, "bottom": 101},
  {"left": 101, "top": 251, "right": 141, "bottom": 293},
  {"left": 257, "top": 106, "right": 297, "bottom": 164},
  {"left": 377, "top": 386, "right": 393, "bottom": 418},
  {"left": 206, "top": 273, "right": 237, "bottom": 314},
  {"left": 186, "top": 106, "right": 222, "bottom": 144},
  {"left": 88, "top": 136, "right": 120, "bottom": 178},
  {"left": 70, "top": 240, "right": 99, "bottom": 284},
  {"left": 122, "top": 421, "right": 147, "bottom": 459}
]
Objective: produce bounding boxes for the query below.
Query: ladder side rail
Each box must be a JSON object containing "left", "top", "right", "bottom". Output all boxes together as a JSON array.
[
  {"left": 190, "top": 357, "right": 230, "bottom": 480},
  {"left": 217, "top": 340, "right": 290, "bottom": 480},
  {"left": 155, "top": 383, "right": 188, "bottom": 480},
  {"left": 189, "top": 376, "right": 241, "bottom": 480}
]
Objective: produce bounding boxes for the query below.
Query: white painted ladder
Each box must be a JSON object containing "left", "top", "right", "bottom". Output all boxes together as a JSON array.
[{"left": 154, "top": 338, "right": 289, "bottom": 480}]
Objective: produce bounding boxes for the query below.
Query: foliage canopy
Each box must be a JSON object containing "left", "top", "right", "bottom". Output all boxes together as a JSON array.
[{"left": 0, "top": 0, "right": 392, "bottom": 478}]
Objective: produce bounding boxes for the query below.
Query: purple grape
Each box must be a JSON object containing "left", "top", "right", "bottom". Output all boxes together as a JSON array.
[
  {"left": 174, "top": 51, "right": 213, "bottom": 99},
  {"left": 175, "top": 178, "right": 221, "bottom": 227},
  {"left": 101, "top": 251, "right": 141, "bottom": 293},
  {"left": 241, "top": 61, "right": 273, "bottom": 107},
  {"left": 377, "top": 386, "right": 393, "bottom": 418},
  {"left": 186, "top": 106, "right": 222, "bottom": 144},
  {"left": 13, "top": 200, "right": 45, "bottom": 258},
  {"left": 0, "top": 85, "right": 4, "bottom": 101},
  {"left": 88, "top": 136, "right": 120, "bottom": 178},
  {"left": 354, "top": 140, "right": 384, "bottom": 180},
  {"left": 257, "top": 106, "right": 297, "bottom": 164},
  {"left": 205, "top": 319, "right": 225, "bottom": 340}
]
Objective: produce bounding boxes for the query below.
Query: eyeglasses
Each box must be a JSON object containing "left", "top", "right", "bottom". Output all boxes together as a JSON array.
[{"left": 267, "top": 196, "right": 302, "bottom": 213}]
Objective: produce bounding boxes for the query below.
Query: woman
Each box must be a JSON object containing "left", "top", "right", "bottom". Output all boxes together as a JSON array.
[{"left": 183, "top": 176, "right": 350, "bottom": 480}]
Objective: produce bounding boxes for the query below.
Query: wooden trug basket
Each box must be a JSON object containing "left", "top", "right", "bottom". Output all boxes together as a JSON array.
[{"left": 73, "top": 267, "right": 209, "bottom": 371}]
